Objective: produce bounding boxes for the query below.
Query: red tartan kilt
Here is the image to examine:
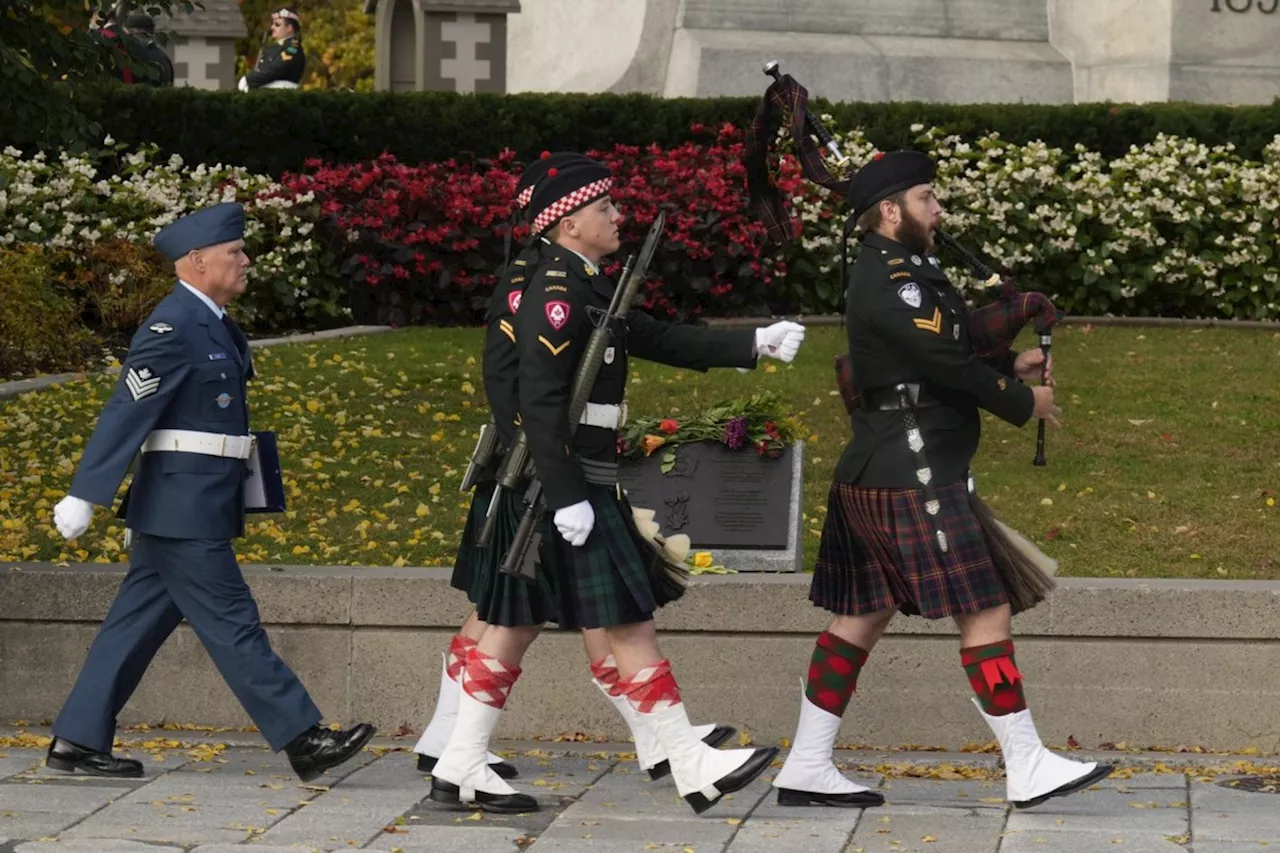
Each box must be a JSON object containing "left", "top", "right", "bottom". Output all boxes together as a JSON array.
[{"left": 810, "top": 480, "right": 1009, "bottom": 619}]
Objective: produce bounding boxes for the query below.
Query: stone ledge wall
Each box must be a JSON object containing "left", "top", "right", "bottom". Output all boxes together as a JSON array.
[{"left": 3, "top": 564, "right": 1278, "bottom": 752}]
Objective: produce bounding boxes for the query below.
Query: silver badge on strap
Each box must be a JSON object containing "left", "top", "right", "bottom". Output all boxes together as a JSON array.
[{"left": 916, "top": 467, "right": 932, "bottom": 485}]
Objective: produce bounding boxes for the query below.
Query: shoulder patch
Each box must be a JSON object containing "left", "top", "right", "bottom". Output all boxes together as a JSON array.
[
  {"left": 125, "top": 366, "right": 161, "bottom": 401},
  {"left": 544, "top": 284, "right": 569, "bottom": 292},
  {"left": 507, "top": 290, "right": 523, "bottom": 314},
  {"left": 545, "top": 300, "right": 571, "bottom": 330},
  {"left": 149, "top": 322, "right": 174, "bottom": 334},
  {"left": 897, "top": 283, "right": 922, "bottom": 308},
  {"left": 889, "top": 270, "right": 912, "bottom": 280}
]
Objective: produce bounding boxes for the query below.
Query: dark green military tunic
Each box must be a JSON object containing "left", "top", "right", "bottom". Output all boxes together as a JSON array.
[
  {"left": 813, "top": 231, "right": 1035, "bottom": 619},
  {"left": 245, "top": 36, "right": 305, "bottom": 88},
  {"left": 514, "top": 245, "right": 759, "bottom": 629},
  {"left": 450, "top": 240, "right": 560, "bottom": 627}
]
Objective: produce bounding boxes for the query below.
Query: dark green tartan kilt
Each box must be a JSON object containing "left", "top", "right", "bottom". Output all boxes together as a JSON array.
[
  {"left": 539, "top": 484, "right": 688, "bottom": 631},
  {"left": 450, "top": 481, "right": 561, "bottom": 628}
]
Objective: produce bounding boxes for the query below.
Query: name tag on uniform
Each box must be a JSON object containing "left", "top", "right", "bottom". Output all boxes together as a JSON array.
[{"left": 208, "top": 352, "right": 229, "bottom": 361}]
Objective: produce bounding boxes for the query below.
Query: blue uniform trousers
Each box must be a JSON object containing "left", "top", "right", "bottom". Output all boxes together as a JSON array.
[{"left": 52, "top": 533, "right": 321, "bottom": 752}]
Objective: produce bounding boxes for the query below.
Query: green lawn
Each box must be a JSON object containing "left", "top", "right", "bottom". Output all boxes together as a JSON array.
[{"left": 2, "top": 324, "right": 1277, "bottom": 579}]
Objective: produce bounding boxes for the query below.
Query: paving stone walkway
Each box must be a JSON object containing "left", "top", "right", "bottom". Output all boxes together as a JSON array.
[{"left": 2, "top": 728, "right": 1279, "bottom": 852}]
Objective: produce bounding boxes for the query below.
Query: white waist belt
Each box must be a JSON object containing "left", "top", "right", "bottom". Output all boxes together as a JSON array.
[
  {"left": 141, "top": 429, "right": 255, "bottom": 460},
  {"left": 578, "top": 402, "right": 626, "bottom": 430}
]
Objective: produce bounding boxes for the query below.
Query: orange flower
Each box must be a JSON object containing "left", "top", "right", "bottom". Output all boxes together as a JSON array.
[
  {"left": 659, "top": 418, "right": 679, "bottom": 435},
  {"left": 640, "top": 434, "right": 667, "bottom": 456}
]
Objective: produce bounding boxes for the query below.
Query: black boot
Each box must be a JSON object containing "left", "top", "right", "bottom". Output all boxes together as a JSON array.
[
  {"left": 285, "top": 723, "right": 376, "bottom": 783},
  {"left": 46, "top": 737, "right": 144, "bottom": 778}
]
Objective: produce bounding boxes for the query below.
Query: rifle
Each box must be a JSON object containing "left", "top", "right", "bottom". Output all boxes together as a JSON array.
[{"left": 496, "top": 211, "right": 667, "bottom": 580}]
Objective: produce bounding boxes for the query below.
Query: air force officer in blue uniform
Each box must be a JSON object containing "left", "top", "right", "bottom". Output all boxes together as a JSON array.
[{"left": 48, "top": 203, "right": 374, "bottom": 781}]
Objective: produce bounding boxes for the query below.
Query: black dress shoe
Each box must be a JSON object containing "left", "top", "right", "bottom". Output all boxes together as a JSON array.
[
  {"left": 1013, "top": 764, "right": 1114, "bottom": 810},
  {"left": 647, "top": 725, "right": 738, "bottom": 781},
  {"left": 416, "top": 751, "right": 518, "bottom": 780},
  {"left": 285, "top": 723, "right": 376, "bottom": 783},
  {"left": 776, "top": 787, "right": 886, "bottom": 808},
  {"left": 428, "top": 776, "right": 538, "bottom": 813},
  {"left": 45, "top": 737, "right": 143, "bottom": 778},
  {"left": 685, "top": 746, "right": 779, "bottom": 815}
]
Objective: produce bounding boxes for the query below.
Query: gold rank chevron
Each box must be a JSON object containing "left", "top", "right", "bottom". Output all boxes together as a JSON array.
[
  {"left": 538, "top": 335, "right": 570, "bottom": 356},
  {"left": 913, "top": 307, "right": 943, "bottom": 334},
  {"left": 499, "top": 319, "right": 515, "bottom": 343}
]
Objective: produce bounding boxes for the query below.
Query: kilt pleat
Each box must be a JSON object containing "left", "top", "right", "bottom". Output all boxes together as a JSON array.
[
  {"left": 540, "top": 485, "right": 686, "bottom": 631},
  {"left": 811, "top": 479, "right": 1009, "bottom": 619},
  {"left": 451, "top": 482, "right": 561, "bottom": 628}
]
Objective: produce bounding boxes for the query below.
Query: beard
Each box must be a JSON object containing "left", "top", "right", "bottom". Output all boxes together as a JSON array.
[{"left": 895, "top": 209, "right": 935, "bottom": 256}]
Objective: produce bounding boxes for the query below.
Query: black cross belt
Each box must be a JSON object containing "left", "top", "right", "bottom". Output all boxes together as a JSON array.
[{"left": 894, "top": 382, "right": 949, "bottom": 555}]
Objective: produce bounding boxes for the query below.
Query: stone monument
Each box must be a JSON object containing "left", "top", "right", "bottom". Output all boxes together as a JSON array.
[
  {"left": 501, "top": 0, "right": 1280, "bottom": 105},
  {"left": 364, "top": 0, "right": 520, "bottom": 93}
]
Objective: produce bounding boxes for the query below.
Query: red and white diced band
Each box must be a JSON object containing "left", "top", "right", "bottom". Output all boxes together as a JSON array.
[{"left": 532, "top": 178, "right": 612, "bottom": 234}]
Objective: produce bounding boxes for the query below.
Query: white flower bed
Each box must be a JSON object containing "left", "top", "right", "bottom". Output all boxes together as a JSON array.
[
  {"left": 789, "top": 121, "right": 1280, "bottom": 319},
  {"left": 0, "top": 138, "right": 343, "bottom": 328}
]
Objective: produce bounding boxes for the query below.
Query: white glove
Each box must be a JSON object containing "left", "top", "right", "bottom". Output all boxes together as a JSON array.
[
  {"left": 238, "top": 76, "right": 249, "bottom": 93},
  {"left": 554, "top": 500, "right": 595, "bottom": 547},
  {"left": 755, "top": 320, "right": 806, "bottom": 363},
  {"left": 54, "top": 495, "right": 95, "bottom": 540}
]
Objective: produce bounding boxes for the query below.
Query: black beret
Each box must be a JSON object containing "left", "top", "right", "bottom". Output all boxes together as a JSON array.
[
  {"left": 847, "top": 150, "right": 937, "bottom": 220},
  {"left": 526, "top": 155, "right": 613, "bottom": 236},
  {"left": 516, "top": 152, "right": 579, "bottom": 212}
]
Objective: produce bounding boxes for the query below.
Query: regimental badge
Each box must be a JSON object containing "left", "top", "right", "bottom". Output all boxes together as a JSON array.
[
  {"left": 897, "top": 283, "right": 922, "bottom": 308},
  {"left": 928, "top": 255, "right": 940, "bottom": 267},
  {"left": 215, "top": 392, "right": 233, "bottom": 409},
  {"left": 149, "top": 323, "right": 174, "bottom": 334},
  {"left": 125, "top": 366, "right": 160, "bottom": 401},
  {"left": 545, "top": 300, "right": 570, "bottom": 331},
  {"left": 507, "top": 290, "right": 522, "bottom": 314},
  {"left": 998, "top": 378, "right": 1007, "bottom": 390},
  {"left": 911, "top": 255, "right": 922, "bottom": 266},
  {"left": 604, "top": 346, "right": 615, "bottom": 365}
]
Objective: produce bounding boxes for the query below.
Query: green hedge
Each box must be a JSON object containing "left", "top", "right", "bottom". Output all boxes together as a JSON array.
[{"left": 68, "top": 84, "right": 1280, "bottom": 176}]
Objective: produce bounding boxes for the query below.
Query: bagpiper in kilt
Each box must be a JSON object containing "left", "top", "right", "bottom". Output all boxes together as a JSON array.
[
  {"left": 427, "top": 152, "right": 804, "bottom": 815},
  {"left": 773, "top": 150, "right": 1113, "bottom": 811},
  {"left": 412, "top": 154, "right": 735, "bottom": 789}
]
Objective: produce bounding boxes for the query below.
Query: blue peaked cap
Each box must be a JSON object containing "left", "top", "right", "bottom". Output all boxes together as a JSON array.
[{"left": 153, "top": 202, "right": 245, "bottom": 261}]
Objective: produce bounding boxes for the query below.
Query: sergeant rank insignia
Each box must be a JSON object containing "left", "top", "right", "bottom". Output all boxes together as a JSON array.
[{"left": 125, "top": 366, "right": 161, "bottom": 401}]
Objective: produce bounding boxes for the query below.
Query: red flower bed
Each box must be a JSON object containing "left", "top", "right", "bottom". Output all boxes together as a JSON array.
[{"left": 281, "top": 124, "right": 810, "bottom": 325}]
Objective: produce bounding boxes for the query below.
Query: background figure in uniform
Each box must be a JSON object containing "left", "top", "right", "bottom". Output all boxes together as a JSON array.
[
  {"left": 427, "top": 153, "right": 804, "bottom": 815},
  {"left": 122, "top": 12, "right": 175, "bottom": 87},
  {"left": 773, "top": 151, "right": 1111, "bottom": 810},
  {"left": 239, "top": 8, "right": 305, "bottom": 91},
  {"left": 47, "top": 203, "right": 374, "bottom": 782},
  {"left": 413, "top": 153, "right": 733, "bottom": 785}
]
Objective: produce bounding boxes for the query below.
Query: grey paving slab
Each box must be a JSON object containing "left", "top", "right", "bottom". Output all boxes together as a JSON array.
[
  {"left": 554, "top": 762, "right": 772, "bottom": 823},
  {"left": 1191, "top": 778, "right": 1280, "bottom": 842},
  {"left": 845, "top": 812, "right": 1005, "bottom": 852},
  {"left": 527, "top": 815, "right": 735, "bottom": 852},
  {"left": 1094, "top": 771, "right": 1189, "bottom": 790},
  {"left": 1191, "top": 844, "right": 1280, "bottom": 852},
  {"left": 362, "top": 825, "right": 530, "bottom": 852},
  {"left": 999, "top": 832, "right": 1189, "bottom": 852},
  {"left": 1004, "top": 786, "right": 1187, "bottom": 836},
  {"left": 726, "top": 814, "right": 859, "bottom": 853},
  {"left": 14, "top": 842, "right": 182, "bottom": 852},
  {"left": 0, "top": 782, "right": 132, "bottom": 812},
  {"left": 58, "top": 802, "right": 280, "bottom": 846},
  {"left": 115, "top": 773, "right": 315, "bottom": 810},
  {"left": 0, "top": 758, "right": 39, "bottom": 782},
  {"left": 877, "top": 777, "right": 1009, "bottom": 810},
  {"left": 176, "top": 745, "right": 376, "bottom": 782},
  {"left": 0, "top": 812, "right": 86, "bottom": 839}
]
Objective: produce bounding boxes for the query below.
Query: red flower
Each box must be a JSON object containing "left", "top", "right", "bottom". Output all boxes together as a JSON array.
[
  {"left": 755, "top": 439, "right": 769, "bottom": 456},
  {"left": 659, "top": 418, "right": 679, "bottom": 435},
  {"left": 764, "top": 421, "right": 780, "bottom": 440}
]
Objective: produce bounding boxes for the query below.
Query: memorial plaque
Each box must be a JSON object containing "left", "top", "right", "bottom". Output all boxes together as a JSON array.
[{"left": 617, "top": 442, "right": 794, "bottom": 549}]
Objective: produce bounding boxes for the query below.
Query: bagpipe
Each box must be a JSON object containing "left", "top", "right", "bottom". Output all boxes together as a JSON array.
[
  {"left": 744, "top": 61, "right": 1062, "bottom": 467},
  {"left": 743, "top": 61, "right": 1061, "bottom": 611}
]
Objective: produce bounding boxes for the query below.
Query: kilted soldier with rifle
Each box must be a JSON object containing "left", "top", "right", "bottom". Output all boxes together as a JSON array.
[
  {"left": 413, "top": 152, "right": 735, "bottom": 784},
  {"left": 427, "top": 153, "right": 805, "bottom": 814},
  {"left": 744, "top": 64, "right": 1113, "bottom": 811}
]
